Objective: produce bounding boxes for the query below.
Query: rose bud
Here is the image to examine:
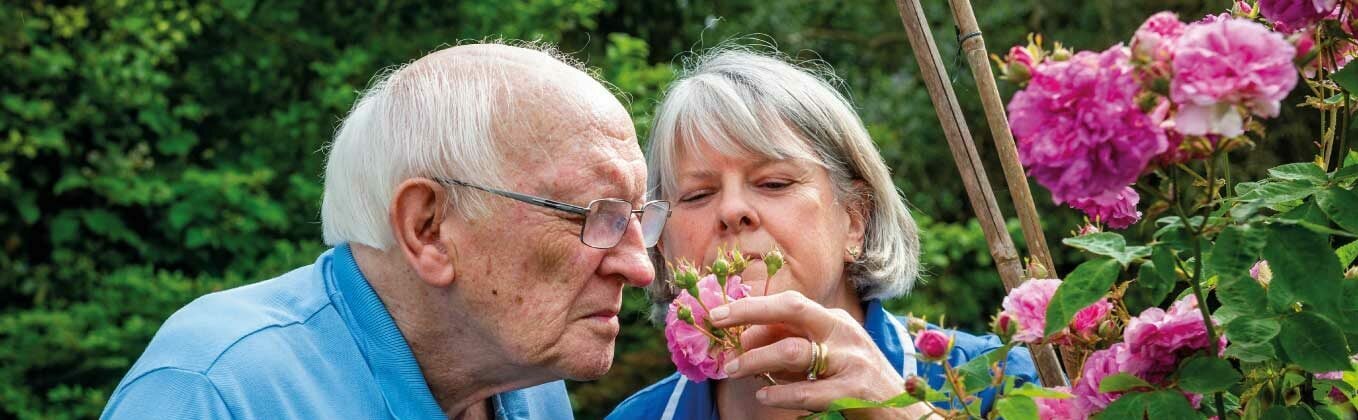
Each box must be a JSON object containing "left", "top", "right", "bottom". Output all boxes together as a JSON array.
[
  {"left": 676, "top": 304, "right": 696, "bottom": 326},
  {"left": 905, "top": 375, "right": 929, "bottom": 401},
  {"left": 711, "top": 256, "right": 731, "bottom": 287},
  {"left": 915, "top": 329, "right": 954, "bottom": 363},
  {"left": 992, "top": 312, "right": 1018, "bottom": 343},
  {"left": 764, "top": 249, "right": 784, "bottom": 279},
  {"left": 906, "top": 315, "right": 928, "bottom": 335}
]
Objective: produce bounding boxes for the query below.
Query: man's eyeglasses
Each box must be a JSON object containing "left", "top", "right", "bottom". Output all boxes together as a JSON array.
[{"left": 434, "top": 177, "right": 670, "bottom": 249}]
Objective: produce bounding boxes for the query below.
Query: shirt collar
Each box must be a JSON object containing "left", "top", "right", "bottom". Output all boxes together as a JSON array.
[
  {"left": 862, "top": 299, "right": 918, "bottom": 377},
  {"left": 327, "top": 244, "right": 446, "bottom": 419}
]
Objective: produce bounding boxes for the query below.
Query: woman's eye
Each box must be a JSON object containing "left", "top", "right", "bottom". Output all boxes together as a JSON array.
[
  {"left": 679, "top": 191, "right": 712, "bottom": 203},
  {"left": 758, "top": 180, "right": 792, "bottom": 190}
]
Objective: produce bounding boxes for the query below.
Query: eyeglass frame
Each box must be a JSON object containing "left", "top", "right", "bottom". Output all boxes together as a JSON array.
[{"left": 432, "top": 177, "right": 670, "bottom": 249}]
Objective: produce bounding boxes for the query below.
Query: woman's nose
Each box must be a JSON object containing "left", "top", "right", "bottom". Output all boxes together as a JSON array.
[{"left": 718, "top": 189, "right": 760, "bottom": 234}]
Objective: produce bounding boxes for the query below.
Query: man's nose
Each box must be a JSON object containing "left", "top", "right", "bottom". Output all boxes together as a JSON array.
[{"left": 601, "top": 217, "right": 655, "bottom": 287}]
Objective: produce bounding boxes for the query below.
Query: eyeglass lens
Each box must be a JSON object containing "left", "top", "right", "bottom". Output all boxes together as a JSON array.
[{"left": 581, "top": 200, "right": 669, "bottom": 248}]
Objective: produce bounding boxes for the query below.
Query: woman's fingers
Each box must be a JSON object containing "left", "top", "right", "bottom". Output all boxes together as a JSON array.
[
  {"left": 707, "top": 291, "right": 840, "bottom": 337},
  {"left": 754, "top": 378, "right": 855, "bottom": 412},
  {"left": 738, "top": 324, "right": 797, "bottom": 350},
  {"left": 723, "top": 337, "right": 814, "bottom": 379}
]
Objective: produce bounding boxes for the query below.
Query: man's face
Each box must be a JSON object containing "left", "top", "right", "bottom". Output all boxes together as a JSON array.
[{"left": 445, "top": 72, "right": 654, "bottom": 381}]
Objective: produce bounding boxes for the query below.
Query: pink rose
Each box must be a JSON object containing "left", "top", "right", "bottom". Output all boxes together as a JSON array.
[
  {"left": 1067, "top": 187, "right": 1143, "bottom": 230},
  {"left": 1259, "top": 0, "right": 1339, "bottom": 32},
  {"left": 915, "top": 329, "right": 953, "bottom": 362},
  {"left": 1132, "top": 12, "right": 1186, "bottom": 63},
  {"left": 1009, "top": 45, "right": 1169, "bottom": 204},
  {"left": 1170, "top": 18, "right": 1298, "bottom": 137},
  {"left": 1315, "top": 371, "right": 1344, "bottom": 380},
  {"left": 1123, "top": 295, "right": 1227, "bottom": 379},
  {"left": 1070, "top": 298, "right": 1115, "bottom": 338},
  {"left": 1035, "top": 386, "right": 1084, "bottom": 420},
  {"left": 1001, "top": 279, "right": 1114, "bottom": 344},
  {"left": 1072, "top": 343, "right": 1153, "bottom": 413},
  {"left": 1293, "top": 24, "right": 1358, "bottom": 77},
  {"left": 1007, "top": 45, "right": 1036, "bottom": 71},
  {"left": 663, "top": 274, "right": 752, "bottom": 382},
  {"left": 1250, "top": 260, "right": 1273, "bottom": 287}
]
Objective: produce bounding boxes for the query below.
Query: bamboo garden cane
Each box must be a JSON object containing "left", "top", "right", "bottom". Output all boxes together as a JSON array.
[
  {"left": 945, "top": 0, "right": 1089, "bottom": 381},
  {"left": 892, "top": 0, "right": 1070, "bottom": 387}
]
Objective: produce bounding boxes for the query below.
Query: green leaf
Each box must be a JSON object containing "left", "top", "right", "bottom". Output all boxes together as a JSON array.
[
  {"left": 1280, "top": 312, "right": 1353, "bottom": 372},
  {"left": 1317, "top": 187, "right": 1358, "bottom": 233},
  {"left": 1224, "top": 341, "right": 1277, "bottom": 363},
  {"left": 1207, "top": 225, "right": 1266, "bottom": 278},
  {"left": 995, "top": 395, "right": 1038, "bottom": 420},
  {"left": 823, "top": 397, "right": 890, "bottom": 411},
  {"left": 1099, "top": 391, "right": 1149, "bottom": 419},
  {"left": 1128, "top": 245, "right": 1177, "bottom": 313},
  {"left": 881, "top": 392, "right": 924, "bottom": 407},
  {"left": 1063, "top": 232, "right": 1151, "bottom": 267},
  {"left": 1176, "top": 356, "right": 1241, "bottom": 394},
  {"left": 1333, "top": 64, "right": 1358, "bottom": 94},
  {"left": 1225, "top": 316, "right": 1281, "bottom": 347},
  {"left": 1334, "top": 161, "right": 1358, "bottom": 183},
  {"left": 1265, "top": 224, "right": 1345, "bottom": 315},
  {"left": 1098, "top": 373, "right": 1155, "bottom": 393},
  {"left": 1008, "top": 383, "right": 1073, "bottom": 399},
  {"left": 1268, "top": 162, "right": 1328, "bottom": 184},
  {"left": 1337, "top": 239, "right": 1358, "bottom": 267},
  {"left": 1144, "top": 390, "right": 1202, "bottom": 419},
  {"left": 1277, "top": 200, "right": 1329, "bottom": 227},
  {"left": 958, "top": 343, "right": 1012, "bottom": 393},
  {"left": 1045, "top": 258, "right": 1121, "bottom": 337},
  {"left": 1231, "top": 180, "right": 1323, "bottom": 219},
  {"left": 1214, "top": 268, "right": 1268, "bottom": 326}
]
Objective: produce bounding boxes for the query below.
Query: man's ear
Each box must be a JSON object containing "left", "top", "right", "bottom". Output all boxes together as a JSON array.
[{"left": 390, "top": 178, "right": 457, "bottom": 288}]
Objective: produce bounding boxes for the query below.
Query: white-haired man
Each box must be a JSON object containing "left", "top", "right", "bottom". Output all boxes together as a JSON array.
[{"left": 101, "top": 43, "right": 666, "bottom": 419}]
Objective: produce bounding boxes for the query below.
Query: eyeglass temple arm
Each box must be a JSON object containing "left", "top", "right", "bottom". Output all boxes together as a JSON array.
[{"left": 434, "top": 177, "right": 589, "bottom": 215}]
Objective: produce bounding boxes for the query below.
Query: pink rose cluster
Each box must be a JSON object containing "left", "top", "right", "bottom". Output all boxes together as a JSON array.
[
  {"left": 999, "top": 279, "right": 1113, "bottom": 345},
  {"left": 1006, "top": 11, "right": 1299, "bottom": 230},
  {"left": 664, "top": 273, "right": 751, "bottom": 382},
  {"left": 1259, "top": 0, "right": 1339, "bottom": 32},
  {"left": 1049, "top": 295, "right": 1225, "bottom": 417}
]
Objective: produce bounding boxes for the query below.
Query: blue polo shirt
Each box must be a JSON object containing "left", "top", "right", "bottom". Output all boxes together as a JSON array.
[
  {"left": 101, "top": 244, "right": 573, "bottom": 419},
  {"left": 607, "top": 300, "right": 1038, "bottom": 419}
]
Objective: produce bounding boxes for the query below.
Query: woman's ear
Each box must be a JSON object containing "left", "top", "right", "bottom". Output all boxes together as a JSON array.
[
  {"left": 843, "top": 180, "right": 870, "bottom": 260},
  {"left": 390, "top": 178, "right": 457, "bottom": 288}
]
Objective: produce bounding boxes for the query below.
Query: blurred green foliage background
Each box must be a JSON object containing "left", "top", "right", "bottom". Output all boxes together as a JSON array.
[{"left": 0, "top": 0, "right": 1324, "bottom": 418}]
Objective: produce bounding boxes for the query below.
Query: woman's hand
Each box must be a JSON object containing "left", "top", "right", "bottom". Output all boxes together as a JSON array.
[{"left": 707, "top": 291, "right": 937, "bottom": 419}]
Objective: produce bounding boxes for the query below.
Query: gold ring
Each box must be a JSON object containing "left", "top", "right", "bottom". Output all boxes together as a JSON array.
[
  {"left": 807, "top": 339, "right": 821, "bottom": 381},
  {"left": 815, "top": 341, "right": 829, "bottom": 378}
]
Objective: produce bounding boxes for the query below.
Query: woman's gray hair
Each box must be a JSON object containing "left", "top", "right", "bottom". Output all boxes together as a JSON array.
[{"left": 646, "top": 46, "right": 921, "bottom": 322}]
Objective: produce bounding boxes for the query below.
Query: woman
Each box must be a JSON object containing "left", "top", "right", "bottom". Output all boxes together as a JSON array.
[{"left": 608, "top": 48, "right": 1038, "bottom": 419}]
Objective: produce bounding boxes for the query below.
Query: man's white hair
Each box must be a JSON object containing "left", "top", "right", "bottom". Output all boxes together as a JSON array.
[
  {"left": 646, "top": 46, "right": 922, "bottom": 320},
  {"left": 320, "top": 41, "right": 587, "bottom": 249}
]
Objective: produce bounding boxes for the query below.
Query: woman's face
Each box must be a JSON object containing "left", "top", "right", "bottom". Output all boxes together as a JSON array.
[{"left": 660, "top": 140, "right": 867, "bottom": 306}]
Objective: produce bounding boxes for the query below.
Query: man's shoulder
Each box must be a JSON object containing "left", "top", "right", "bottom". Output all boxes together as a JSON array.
[
  {"left": 608, "top": 372, "right": 687, "bottom": 419},
  {"left": 121, "top": 262, "right": 334, "bottom": 380}
]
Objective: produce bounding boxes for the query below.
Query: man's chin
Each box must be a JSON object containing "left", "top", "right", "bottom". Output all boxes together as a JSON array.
[{"left": 558, "top": 348, "right": 614, "bottom": 380}]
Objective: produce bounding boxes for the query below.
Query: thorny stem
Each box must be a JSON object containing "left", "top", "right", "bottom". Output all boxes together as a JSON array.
[{"left": 1175, "top": 163, "right": 1227, "bottom": 418}]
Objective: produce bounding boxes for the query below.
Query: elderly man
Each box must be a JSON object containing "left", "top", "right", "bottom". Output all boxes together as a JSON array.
[{"left": 101, "top": 43, "right": 665, "bottom": 419}]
